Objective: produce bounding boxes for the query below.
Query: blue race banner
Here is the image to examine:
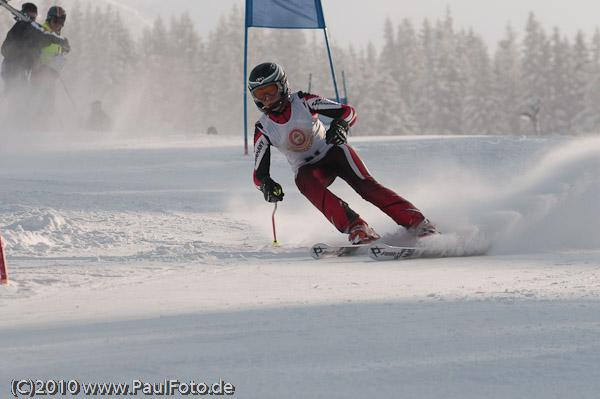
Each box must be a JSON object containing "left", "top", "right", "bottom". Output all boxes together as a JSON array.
[
  {"left": 246, "top": 0, "right": 326, "bottom": 29},
  {"left": 243, "top": 0, "right": 336, "bottom": 155}
]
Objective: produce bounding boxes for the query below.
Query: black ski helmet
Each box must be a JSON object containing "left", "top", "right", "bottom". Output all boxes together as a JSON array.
[
  {"left": 248, "top": 62, "right": 290, "bottom": 113},
  {"left": 47, "top": 6, "right": 66, "bottom": 25}
]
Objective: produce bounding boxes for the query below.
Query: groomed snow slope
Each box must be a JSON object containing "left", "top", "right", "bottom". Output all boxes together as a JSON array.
[{"left": 1, "top": 133, "right": 599, "bottom": 398}]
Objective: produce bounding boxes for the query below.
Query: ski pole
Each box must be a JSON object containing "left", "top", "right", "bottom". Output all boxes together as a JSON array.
[
  {"left": 272, "top": 202, "right": 279, "bottom": 246},
  {"left": 59, "top": 76, "right": 83, "bottom": 122}
]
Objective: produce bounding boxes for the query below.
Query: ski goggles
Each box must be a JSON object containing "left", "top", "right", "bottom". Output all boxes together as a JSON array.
[{"left": 251, "top": 83, "right": 280, "bottom": 101}]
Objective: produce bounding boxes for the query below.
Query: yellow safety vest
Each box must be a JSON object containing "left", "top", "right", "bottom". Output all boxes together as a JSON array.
[{"left": 40, "top": 23, "right": 63, "bottom": 65}]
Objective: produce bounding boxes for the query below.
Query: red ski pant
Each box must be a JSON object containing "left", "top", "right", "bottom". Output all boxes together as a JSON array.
[{"left": 294, "top": 145, "right": 425, "bottom": 233}]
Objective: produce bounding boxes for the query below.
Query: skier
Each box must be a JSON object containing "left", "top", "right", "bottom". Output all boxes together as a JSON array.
[
  {"left": 86, "top": 100, "right": 113, "bottom": 131},
  {"left": 1, "top": 3, "right": 69, "bottom": 92},
  {"left": 37, "top": 6, "right": 68, "bottom": 75},
  {"left": 249, "top": 62, "right": 437, "bottom": 244},
  {"left": 29, "top": 5, "right": 70, "bottom": 126}
]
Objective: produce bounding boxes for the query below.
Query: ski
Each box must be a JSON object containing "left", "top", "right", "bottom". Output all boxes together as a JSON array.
[
  {"left": 0, "top": 0, "right": 65, "bottom": 39},
  {"left": 368, "top": 243, "right": 425, "bottom": 261},
  {"left": 0, "top": 0, "right": 27, "bottom": 21},
  {"left": 311, "top": 241, "right": 480, "bottom": 261},
  {"left": 310, "top": 243, "right": 370, "bottom": 259}
]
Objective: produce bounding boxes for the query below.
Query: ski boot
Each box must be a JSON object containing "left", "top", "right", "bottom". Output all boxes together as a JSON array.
[
  {"left": 410, "top": 218, "right": 439, "bottom": 240},
  {"left": 348, "top": 218, "right": 381, "bottom": 245}
]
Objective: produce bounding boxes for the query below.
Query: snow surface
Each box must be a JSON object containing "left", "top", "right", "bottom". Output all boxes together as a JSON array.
[{"left": 1, "top": 132, "right": 600, "bottom": 398}]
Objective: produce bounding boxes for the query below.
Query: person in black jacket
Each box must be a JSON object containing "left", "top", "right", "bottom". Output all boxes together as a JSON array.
[{"left": 1, "top": 3, "right": 69, "bottom": 93}]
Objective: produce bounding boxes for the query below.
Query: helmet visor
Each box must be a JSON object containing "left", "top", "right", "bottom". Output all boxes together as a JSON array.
[{"left": 251, "top": 83, "right": 280, "bottom": 101}]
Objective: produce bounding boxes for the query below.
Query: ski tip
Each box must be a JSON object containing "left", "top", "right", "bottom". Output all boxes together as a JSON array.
[{"left": 309, "top": 243, "right": 329, "bottom": 259}]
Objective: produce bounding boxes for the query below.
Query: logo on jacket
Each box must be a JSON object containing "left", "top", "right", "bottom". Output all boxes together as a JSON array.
[{"left": 286, "top": 129, "right": 313, "bottom": 152}]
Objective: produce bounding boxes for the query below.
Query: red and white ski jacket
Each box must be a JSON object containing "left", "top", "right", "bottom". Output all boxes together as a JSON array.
[{"left": 253, "top": 91, "right": 357, "bottom": 187}]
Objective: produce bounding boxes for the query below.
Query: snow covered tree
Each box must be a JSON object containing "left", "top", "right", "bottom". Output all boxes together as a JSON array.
[
  {"left": 520, "top": 12, "right": 551, "bottom": 135},
  {"left": 358, "top": 67, "right": 420, "bottom": 136},
  {"left": 493, "top": 25, "right": 522, "bottom": 135},
  {"left": 566, "top": 31, "right": 591, "bottom": 134},
  {"left": 347, "top": 43, "right": 379, "bottom": 135},
  {"left": 415, "top": 11, "right": 464, "bottom": 134},
  {"left": 202, "top": 5, "right": 244, "bottom": 133},
  {"left": 461, "top": 30, "right": 501, "bottom": 135},
  {"left": 395, "top": 18, "right": 424, "bottom": 112},
  {"left": 378, "top": 18, "right": 398, "bottom": 82},
  {"left": 4, "top": 2, "right": 600, "bottom": 137},
  {"left": 546, "top": 28, "right": 572, "bottom": 134},
  {"left": 374, "top": 17, "right": 420, "bottom": 135},
  {"left": 135, "top": 17, "right": 173, "bottom": 129},
  {"left": 165, "top": 12, "right": 202, "bottom": 131},
  {"left": 412, "top": 19, "right": 437, "bottom": 133},
  {"left": 573, "top": 29, "right": 600, "bottom": 133}
]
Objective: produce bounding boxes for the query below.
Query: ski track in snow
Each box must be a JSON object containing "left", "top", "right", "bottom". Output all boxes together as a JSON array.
[{"left": 1, "top": 133, "right": 600, "bottom": 398}]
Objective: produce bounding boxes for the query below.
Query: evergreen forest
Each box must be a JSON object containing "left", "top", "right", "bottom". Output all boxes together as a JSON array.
[{"left": 2, "top": 1, "right": 600, "bottom": 136}]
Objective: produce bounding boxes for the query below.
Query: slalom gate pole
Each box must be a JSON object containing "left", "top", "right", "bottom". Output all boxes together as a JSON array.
[
  {"left": 0, "top": 229, "right": 8, "bottom": 285},
  {"left": 272, "top": 203, "right": 279, "bottom": 246}
]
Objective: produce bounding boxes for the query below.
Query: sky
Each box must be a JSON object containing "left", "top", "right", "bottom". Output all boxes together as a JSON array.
[{"left": 106, "top": 0, "right": 600, "bottom": 51}]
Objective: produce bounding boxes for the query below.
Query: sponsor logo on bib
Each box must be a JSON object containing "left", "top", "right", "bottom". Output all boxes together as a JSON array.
[{"left": 286, "top": 129, "right": 313, "bottom": 152}]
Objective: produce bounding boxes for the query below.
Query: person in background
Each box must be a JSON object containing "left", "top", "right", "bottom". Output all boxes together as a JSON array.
[
  {"left": 249, "top": 62, "right": 437, "bottom": 245},
  {"left": 37, "top": 6, "right": 68, "bottom": 76},
  {"left": 30, "top": 5, "right": 70, "bottom": 125},
  {"left": 86, "top": 100, "right": 113, "bottom": 131},
  {"left": 1, "top": 3, "right": 69, "bottom": 93}
]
